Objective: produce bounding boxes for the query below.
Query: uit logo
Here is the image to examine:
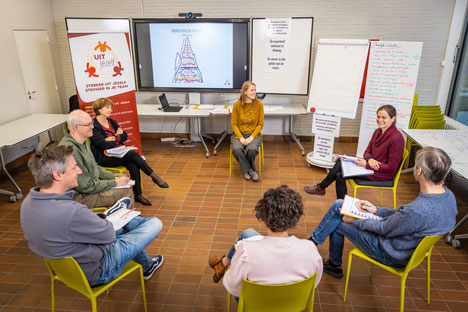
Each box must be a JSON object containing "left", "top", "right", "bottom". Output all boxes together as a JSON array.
[{"left": 85, "top": 41, "right": 124, "bottom": 78}]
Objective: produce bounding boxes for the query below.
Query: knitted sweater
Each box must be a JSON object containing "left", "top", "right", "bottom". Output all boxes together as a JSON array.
[
  {"left": 231, "top": 99, "right": 264, "bottom": 139},
  {"left": 59, "top": 134, "right": 116, "bottom": 197},
  {"left": 363, "top": 124, "right": 405, "bottom": 181},
  {"left": 354, "top": 186, "right": 457, "bottom": 266}
]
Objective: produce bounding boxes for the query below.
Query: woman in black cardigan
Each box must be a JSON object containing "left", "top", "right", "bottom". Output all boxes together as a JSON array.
[{"left": 90, "top": 98, "right": 168, "bottom": 206}]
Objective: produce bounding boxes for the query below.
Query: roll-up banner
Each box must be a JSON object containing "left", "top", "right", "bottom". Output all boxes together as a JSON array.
[{"left": 66, "top": 18, "right": 142, "bottom": 153}]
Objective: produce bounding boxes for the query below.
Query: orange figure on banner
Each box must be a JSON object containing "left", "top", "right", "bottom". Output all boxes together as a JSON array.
[
  {"left": 113, "top": 61, "right": 124, "bottom": 77},
  {"left": 85, "top": 62, "right": 98, "bottom": 77},
  {"left": 95, "top": 41, "right": 111, "bottom": 52}
]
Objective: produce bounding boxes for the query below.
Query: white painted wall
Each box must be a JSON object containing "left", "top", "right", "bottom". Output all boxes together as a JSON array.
[
  {"left": 50, "top": 0, "right": 458, "bottom": 136},
  {"left": 0, "top": 0, "right": 64, "bottom": 123},
  {"left": 0, "top": 0, "right": 64, "bottom": 164}
]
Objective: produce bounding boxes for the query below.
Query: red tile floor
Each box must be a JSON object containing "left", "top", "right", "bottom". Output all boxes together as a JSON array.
[{"left": 0, "top": 138, "right": 467, "bottom": 311}]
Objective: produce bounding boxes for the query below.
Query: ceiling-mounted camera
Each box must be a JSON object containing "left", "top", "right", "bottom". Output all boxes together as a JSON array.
[{"left": 178, "top": 12, "right": 202, "bottom": 19}]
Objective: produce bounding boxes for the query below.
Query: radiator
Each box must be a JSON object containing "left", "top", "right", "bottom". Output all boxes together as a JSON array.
[{"left": 444, "top": 116, "right": 468, "bottom": 130}]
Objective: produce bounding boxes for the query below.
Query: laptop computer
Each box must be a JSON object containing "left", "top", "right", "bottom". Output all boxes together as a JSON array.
[{"left": 158, "top": 93, "right": 183, "bottom": 112}]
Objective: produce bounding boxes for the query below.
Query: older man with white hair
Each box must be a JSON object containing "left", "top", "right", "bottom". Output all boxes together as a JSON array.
[
  {"left": 308, "top": 146, "right": 457, "bottom": 278},
  {"left": 59, "top": 109, "right": 133, "bottom": 209}
]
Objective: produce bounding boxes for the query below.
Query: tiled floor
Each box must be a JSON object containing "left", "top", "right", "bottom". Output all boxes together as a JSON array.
[{"left": 0, "top": 138, "right": 467, "bottom": 311}]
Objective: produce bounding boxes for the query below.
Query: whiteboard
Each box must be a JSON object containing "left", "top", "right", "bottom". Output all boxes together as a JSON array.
[
  {"left": 307, "top": 39, "right": 369, "bottom": 119},
  {"left": 356, "top": 41, "right": 423, "bottom": 157},
  {"left": 252, "top": 17, "right": 313, "bottom": 95}
]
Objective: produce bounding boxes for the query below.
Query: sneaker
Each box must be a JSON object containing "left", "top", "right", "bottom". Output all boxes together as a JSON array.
[
  {"left": 248, "top": 169, "right": 259, "bottom": 182},
  {"left": 244, "top": 172, "right": 251, "bottom": 180},
  {"left": 323, "top": 259, "right": 343, "bottom": 278},
  {"left": 304, "top": 185, "right": 326, "bottom": 196},
  {"left": 105, "top": 197, "right": 132, "bottom": 216},
  {"left": 143, "top": 255, "right": 164, "bottom": 280}
]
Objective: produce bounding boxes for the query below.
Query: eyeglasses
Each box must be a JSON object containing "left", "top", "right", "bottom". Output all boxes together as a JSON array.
[{"left": 77, "top": 122, "right": 93, "bottom": 128}]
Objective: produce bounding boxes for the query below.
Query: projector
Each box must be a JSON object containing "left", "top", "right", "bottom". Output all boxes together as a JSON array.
[{"left": 178, "top": 12, "right": 202, "bottom": 19}]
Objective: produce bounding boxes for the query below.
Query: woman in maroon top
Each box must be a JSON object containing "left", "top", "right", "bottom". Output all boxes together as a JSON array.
[
  {"left": 304, "top": 105, "right": 404, "bottom": 199},
  {"left": 90, "top": 98, "right": 168, "bottom": 206}
]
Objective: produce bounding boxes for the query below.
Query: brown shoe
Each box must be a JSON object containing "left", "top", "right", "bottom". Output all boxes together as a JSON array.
[
  {"left": 208, "top": 254, "right": 224, "bottom": 268},
  {"left": 208, "top": 254, "right": 227, "bottom": 283},
  {"left": 304, "top": 184, "right": 326, "bottom": 195}
]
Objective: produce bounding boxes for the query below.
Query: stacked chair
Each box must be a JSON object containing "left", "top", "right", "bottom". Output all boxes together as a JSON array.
[{"left": 404, "top": 95, "right": 445, "bottom": 168}]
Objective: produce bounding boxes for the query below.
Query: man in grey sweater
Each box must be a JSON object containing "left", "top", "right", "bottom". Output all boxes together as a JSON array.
[
  {"left": 309, "top": 146, "right": 457, "bottom": 278},
  {"left": 21, "top": 145, "right": 164, "bottom": 285}
]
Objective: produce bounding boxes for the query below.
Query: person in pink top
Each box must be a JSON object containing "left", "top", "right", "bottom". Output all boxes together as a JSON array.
[
  {"left": 304, "top": 104, "right": 405, "bottom": 199},
  {"left": 208, "top": 185, "right": 323, "bottom": 298}
]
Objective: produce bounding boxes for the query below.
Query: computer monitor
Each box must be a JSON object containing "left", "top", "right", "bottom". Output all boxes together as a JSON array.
[{"left": 133, "top": 18, "right": 250, "bottom": 92}]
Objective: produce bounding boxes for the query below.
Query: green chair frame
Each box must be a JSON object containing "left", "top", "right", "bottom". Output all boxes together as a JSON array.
[
  {"left": 343, "top": 235, "right": 443, "bottom": 312},
  {"left": 348, "top": 149, "right": 409, "bottom": 208},
  {"left": 227, "top": 273, "right": 317, "bottom": 312},
  {"left": 44, "top": 257, "right": 147, "bottom": 312}
]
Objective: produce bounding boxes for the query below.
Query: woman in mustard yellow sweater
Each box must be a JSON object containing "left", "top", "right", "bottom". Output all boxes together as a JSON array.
[{"left": 231, "top": 81, "right": 264, "bottom": 181}]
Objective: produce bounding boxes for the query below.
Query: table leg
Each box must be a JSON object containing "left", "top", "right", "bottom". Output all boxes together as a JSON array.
[
  {"left": 198, "top": 117, "right": 210, "bottom": 158},
  {"left": 289, "top": 115, "right": 305, "bottom": 156},
  {"left": 47, "top": 129, "right": 58, "bottom": 143},
  {"left": 214, "top": 115, "right": 229, "bottom": 155},
  {"left": 0, "top": 148, "right": 23, "bottom": 202}
]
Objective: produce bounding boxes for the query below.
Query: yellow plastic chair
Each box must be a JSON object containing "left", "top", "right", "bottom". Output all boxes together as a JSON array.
[
  {"left": 343, "top": 235, "right": 443, "bottom": 312},
  {"left": 405, "top": 112, "right": 444, "bottom": 168},
  {"left": 229, "top": 135, "right": 264, "bottom": 176},
  {"left": 409, "top": 112, "right": 443, "bottom": 129},
  {"left": 414, "top": 119, "right": 445, "bottom": 130},
  {"left": 227, "top": 273, "right": 317, "bottom": 312},
  {"left": 348, "top": 149, "right": 409, "bottom": 208},
  {"left": 44, "top": 257, "right": 147, "bottom": 312}
]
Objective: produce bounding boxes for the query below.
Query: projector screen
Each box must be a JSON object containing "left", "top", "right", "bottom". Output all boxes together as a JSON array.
[{"left": 133, "top": 19, "right": 250, "bottom": 92}]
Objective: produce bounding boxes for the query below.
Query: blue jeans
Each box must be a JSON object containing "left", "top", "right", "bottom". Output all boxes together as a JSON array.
[
  {"left": 226, "top": 228, "right": 261, "bottom": 262},
  {"left": 311, "top": 200, "right": 400, "bottom": 267},
  {"left": 90, "top": 216, "right": 163, "bottom": 286}
]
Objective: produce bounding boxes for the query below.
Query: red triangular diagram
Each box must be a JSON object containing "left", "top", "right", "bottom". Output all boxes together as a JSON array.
[{"left": 173, "top": 37, "right": 203, "bottom": 84}]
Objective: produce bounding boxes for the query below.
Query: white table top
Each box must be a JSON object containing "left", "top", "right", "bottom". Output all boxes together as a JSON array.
[
  {"left": 137, "top": 103, "right": 308, "bottom": 117},
  {"left": 211, "top": 104, "right": 307, "bottom": 116},
  {"left": 137, "top": 104, "right": 211, "bottom": 117},
  {"left": 403, "top": 129, "right": 468, "bottom": 179},
  {"left": 0, "top": 114, "right": 68, "bottom": 148}
]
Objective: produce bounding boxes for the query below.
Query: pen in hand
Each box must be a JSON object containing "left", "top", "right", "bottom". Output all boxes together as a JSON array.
[
  {"left": 358, "top": 200, "right": 377, "bottom": 214},
  {"left": 359, "top": 202, "right": 368, "bottom": 213}
]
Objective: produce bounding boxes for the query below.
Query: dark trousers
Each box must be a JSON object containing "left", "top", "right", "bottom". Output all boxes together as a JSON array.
[
  {"left": 99, "top": 150, "right": 153, "bottom": 196},
  {"left": 318, "top": 161, "right": 369, "bottom": 199},
  {"left": 231, "top": 134, "right": 263, "bottom": 174}
]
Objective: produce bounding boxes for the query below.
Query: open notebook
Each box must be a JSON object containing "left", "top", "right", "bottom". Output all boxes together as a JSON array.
[
  {"left": 340, "top": 155, "right": 374, "bottom": 178},
  {"left": 340, "top": 195, "right": 382, "bottom": 221}
]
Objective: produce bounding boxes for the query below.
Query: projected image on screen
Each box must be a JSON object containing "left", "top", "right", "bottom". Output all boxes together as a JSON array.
[
  {"left": 173, "top": 37, "right": 203, "bottom": 84},
  {"left": 150, "top": 23, "right": 233, "bottom": 89}
]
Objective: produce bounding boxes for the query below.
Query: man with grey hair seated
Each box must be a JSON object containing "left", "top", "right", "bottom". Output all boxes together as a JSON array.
[
  {"left": 59, "top": 109, "right": 133, "bottom": 209},
  {"left": 308, "top": 146, "right": 457, "bottom": 278},
  {"left": 20, "top": 144, "right": 164, "bottom": 285}
]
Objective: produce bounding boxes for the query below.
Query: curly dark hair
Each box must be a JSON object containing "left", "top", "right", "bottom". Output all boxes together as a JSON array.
[{"left": 254, "top": 185, "right": 303, "bottom": 232}]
